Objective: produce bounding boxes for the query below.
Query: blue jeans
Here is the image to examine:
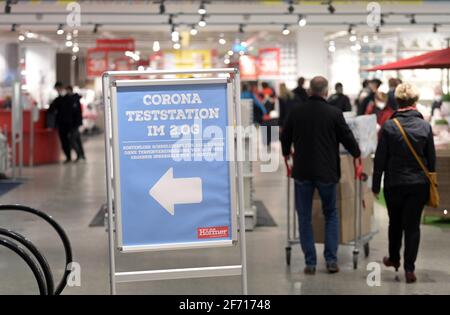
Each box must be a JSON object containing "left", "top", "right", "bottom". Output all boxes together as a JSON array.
[{"left": 294, "top": 180, "right": 339, "bottom": 267}]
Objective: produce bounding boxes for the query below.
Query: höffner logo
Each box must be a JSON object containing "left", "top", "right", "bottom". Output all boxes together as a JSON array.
[{"left": 142, "top": 93, "right": 202, "bottom": 106}]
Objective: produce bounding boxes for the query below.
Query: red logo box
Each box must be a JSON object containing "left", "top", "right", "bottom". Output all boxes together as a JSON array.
[{"left": 197, "top": 226, "right": 229, "bottom": 239}]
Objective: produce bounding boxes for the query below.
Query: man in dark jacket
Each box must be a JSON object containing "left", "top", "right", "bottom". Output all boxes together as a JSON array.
[
  {"left": 281, "top": 76, "right": 361, "bottom": 275},
  {"left": 327, "top": 82, "right": 352, "bottom": 112},
  {"left": 292, "top": 77, "right": 308, "bottom": 104},
  {"left": 49, "top": 82, "right": 75, "bottom": 163}
]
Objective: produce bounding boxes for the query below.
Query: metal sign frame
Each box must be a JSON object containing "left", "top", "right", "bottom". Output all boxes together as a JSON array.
[{"left": 102, "top": 68, "right": 248, "bottom": 295}]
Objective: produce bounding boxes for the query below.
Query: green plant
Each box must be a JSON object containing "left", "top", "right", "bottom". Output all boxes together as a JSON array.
[{"left": 443, "top": 94, "right": 450, "bottom": 102}]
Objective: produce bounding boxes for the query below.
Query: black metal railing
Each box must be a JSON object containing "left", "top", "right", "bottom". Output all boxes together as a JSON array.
[{"left": 0, "top": 204, "right": 73, "bottom": 295}]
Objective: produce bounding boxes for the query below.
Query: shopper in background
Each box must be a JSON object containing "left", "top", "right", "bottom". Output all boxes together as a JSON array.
[
  {"left": 386, "top": 78, "right": 401, "bottom": 111},
  {"left": 355, "top": 79, "right": 370, "bottom": 114},
  {"left": 241, "top": 83, "right": 268, "bottom": 125},
  {"left": 66, "top": 86, "right": 86, "bottom": 161},
  {"left": 278, "top": 83, "right": 296, "bottom": 130},
  {"left": 259, "top": 82, "right": 277, "bottom": 147},
  {"left": 292, "top": 77, "right": 308, "bottom": 104},
  {"left": 431, "top": 86, "right": 443, "bottom": 117},
  {"left": 377, "top": 78, "right": 402, "bottom": 129},
  {"left": 372, "top": 83, "right": 436, "bottom": 284},
  {"left": 49, "top": 82, "right": 75, "bottom": 163},
  {"left": 281, "top": 76, "right": 361, "bottom": 275},
  {"left": 358, "top": 79, "right": 382, "bottom": 116},
  {"left": 327, "top": 82, "right": 352, "bottom": 112}
]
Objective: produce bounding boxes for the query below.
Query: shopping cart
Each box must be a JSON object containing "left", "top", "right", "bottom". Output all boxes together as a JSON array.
[{"left": 284, "top": 156, "right": 377, "bottom": 269}]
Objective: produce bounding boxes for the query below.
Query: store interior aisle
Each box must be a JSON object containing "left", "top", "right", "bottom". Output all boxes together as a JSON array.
[{"left": 0, "top": 135, "right": 449, "bottom": 295}]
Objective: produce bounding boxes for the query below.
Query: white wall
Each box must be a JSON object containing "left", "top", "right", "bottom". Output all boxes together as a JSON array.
[
  {"left": 296, "top": 29, "right": 328, "bottom": 80},
  {"left": 329, "top": 47, "right": 361, "bottom": 97},
  {"left": 23, "top": 43, "right": 57, "bottom": 107}
]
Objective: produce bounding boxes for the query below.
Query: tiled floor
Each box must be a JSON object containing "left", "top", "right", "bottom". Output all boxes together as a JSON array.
[{"left": 0, "top": 135, "right": 449, "bottom": 295}]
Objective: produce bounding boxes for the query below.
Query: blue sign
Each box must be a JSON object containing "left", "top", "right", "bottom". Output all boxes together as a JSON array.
[{"left": 112, "top": 80, "right": 234, "bottom": 251}]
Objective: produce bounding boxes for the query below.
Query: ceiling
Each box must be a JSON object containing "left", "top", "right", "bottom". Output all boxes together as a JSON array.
[{"left": 1, "top": 0, "right": 450, "bottom": 55}]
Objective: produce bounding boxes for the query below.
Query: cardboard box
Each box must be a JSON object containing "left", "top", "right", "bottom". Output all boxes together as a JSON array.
[{"left": 310, "top": 155, "right": 374, "bottom": 244}]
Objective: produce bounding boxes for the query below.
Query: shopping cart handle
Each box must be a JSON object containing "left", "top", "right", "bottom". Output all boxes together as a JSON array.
[{"left": 354, "top": 157, "right": 364, "bottom": 180}]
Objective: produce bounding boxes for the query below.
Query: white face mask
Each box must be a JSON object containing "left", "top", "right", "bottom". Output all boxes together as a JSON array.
[{"left": 376, "top": 101, "right": 386, "bottom": 109}]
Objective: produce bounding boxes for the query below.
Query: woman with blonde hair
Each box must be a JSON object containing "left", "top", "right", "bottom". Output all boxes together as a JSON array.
[{"left": 372, "top": 83, "right": 436, "bottom": 283}]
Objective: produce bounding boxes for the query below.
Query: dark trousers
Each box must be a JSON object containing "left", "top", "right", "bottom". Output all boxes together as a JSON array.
[
  {"left": 58, "top": 126, "right": 85, "bottom": 161},
  {"left": 58, "top": 127, "right": 72, "bottom": 161},
  {"left": 384, "top": 184, "right": 429, "bottom": 272},
  {"left": 71, "top": 128, "right": 85, "bottom": 159}
]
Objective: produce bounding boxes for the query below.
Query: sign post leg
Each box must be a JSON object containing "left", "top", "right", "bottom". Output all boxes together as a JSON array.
[
  {"left": 102, "top": 74, "right": 117, "bottom": 295},
  {"left": 234, "top": 71, "right": 248, "bottom": 295}
]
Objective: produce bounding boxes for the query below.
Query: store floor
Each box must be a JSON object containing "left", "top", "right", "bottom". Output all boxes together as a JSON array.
[{"left": 1, "top": 135, "right": 449, "bottom": 295}]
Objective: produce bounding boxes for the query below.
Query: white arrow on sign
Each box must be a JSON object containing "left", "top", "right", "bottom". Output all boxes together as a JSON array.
[{"left": 149, "top": 168, "right": 203, "bottom": 216}]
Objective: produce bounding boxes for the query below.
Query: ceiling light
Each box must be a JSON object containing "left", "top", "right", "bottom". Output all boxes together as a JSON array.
[
  {"left": 66, "top": 41, "right": 73, "bottom": 47},
  {"left": 349, "top": 35, "right": 357, "bottom": 42},
  {"left": 347, "top": 24, "right": 354, "bottom": 34},
  {"left": 219, "top": 38, "right": 226, "bottom": 45},
  {"left": 73, "top": 29, "right": 79, "bottom": 36},
  {"left": 159, "top": 0, "right": 165, "bottom": 14},
  {"left": 18, "top": 34, "right": 25, "bottom": 41},
  {"left": 363, "top": 35, "right": 369, "bottom": 43},
  {"left": 327, "top": 1, "right": 335, "bottom": 14},
  {"left": 72, "top": 45, "right": 79, "bottom": 53},
  {"left": 287, "top": 0, "right": 294, "bottom": 14},
  {"left": 171, "top": 25, "right": 179, "bottom": 38},
  {"left": 224, "top": 58, "right": 230, "bottom": 65},
  {"left": 57, "top": 24, "right": 64, "bottom": 35},
  {"left": 227, "top": 50, "right": 234, "bottom": 56},
  {"left": 66, "top": 33, "right": 72, "bottom": 41},
  {"left": 153, "top": 41, "right": 161, "bottom": 52},
  {"left": 328, "top": 45, "right": 336, "bottom": 52},
  {"left": 5, "top": 0, "right": 12, "bottom": 14},
  {"left": 26, "top": 32, "right": 35, "bottom": 39},
  {"left": 198, "top": 16, "right": 206, "bottom": 27},
  {"left": 198, "top": 1, "right": 207, "bottom": 15},
  {"left": 298, "top": 15, "right": 307, "bottom": 27},
  {"left": 173, "top": 42, "right": 181, "bottom": 50},
  {"left": 282, "top": 25, "right": 290, "bottom": 36},
  {"left": 190, "top": 25, "right": 198, "bottom": 36}
]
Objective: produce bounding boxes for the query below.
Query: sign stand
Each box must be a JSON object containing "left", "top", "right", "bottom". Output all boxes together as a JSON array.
[
  {"left": 102, "top": 68, "right": 247, "bottom": 295},
  {"left": 11, "top": 81, "right": 23, "bottom": 179}
]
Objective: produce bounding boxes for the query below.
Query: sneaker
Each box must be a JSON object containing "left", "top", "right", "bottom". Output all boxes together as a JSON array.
[
  {"left": 326, "top": 262, "right": 340, "bottom": 274},
  {"left": 304, "top": 266, "right": 316, "bottom": 275}
]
